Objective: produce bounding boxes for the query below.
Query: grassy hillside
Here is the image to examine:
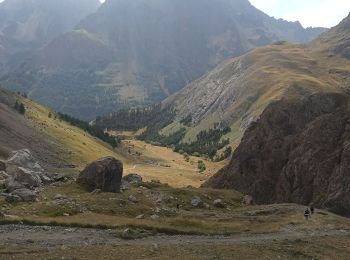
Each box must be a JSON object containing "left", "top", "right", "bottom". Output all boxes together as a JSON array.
[
  {"left": 146, "top": 15, "right": 350, "bottom": 157},
  {"left": 1, "top": 89, "right": 223, "bottom": 187}
]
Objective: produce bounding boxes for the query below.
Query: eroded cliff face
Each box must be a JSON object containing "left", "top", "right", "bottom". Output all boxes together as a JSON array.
[{"left": 205, "top": 93, "right": 350, "bottom": 216}]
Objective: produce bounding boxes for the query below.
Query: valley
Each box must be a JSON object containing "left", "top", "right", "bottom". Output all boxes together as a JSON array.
[
  {"left": 1, "top": 90, "right": 350, "bottom": 259},
  {"left": 0, "top": 0, "right": 350, "bottom": 259}
]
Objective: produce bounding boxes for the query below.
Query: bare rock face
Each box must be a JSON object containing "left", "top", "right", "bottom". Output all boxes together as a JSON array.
[
  {"left": 77, "top": 157, "right": 123, "bottom": 193},
  {"left": 205, "top": 93, "right": 350, "bottom": 216}
]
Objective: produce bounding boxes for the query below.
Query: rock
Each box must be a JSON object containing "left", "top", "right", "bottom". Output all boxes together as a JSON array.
[
  {"left": 5, "top": 178, "right": 25, "bottom": 193},
  {"left": 213, "top": 199, "right": 226, "bottom": 208},
  {"left": 6, "top": 149, "right": 43, "bottom": 172},
  {"left": 128, "top": 195, "right": 139, "bottom": 203},
  {"left": 204, "top": 93, "right": 350, "bottom": 216},
  {"left": 242, "top": 195, "right": 254, "bottom": 205},
  {"left": 77, "top": 157, "right": 123, "bottom": 193},
  {"left": 5, "top": 194, "right": 22, "bottom": 203},
  {"left": 136, "top": 214, "right": 144, "bottom": 219},
  {"left": 48, "top": 173, "right": 65, "bottom": 182},
  {"left": 54, "top": 194, "right": 68, "bottom": 200},
  {"left": 0, "top": 160, "right": 6, "bottom": 172},
  {"left": 191, "top": 196, "right": 204, "bottom": 208},
  {"left": 6, "top": 167, "right": 42, "bottom": 190},
  {"left": 151, "top": 243, "right": 159, "bottom": 252},
  {"left": 122, "top": 228, "right": 132, "bottom": 237},
  {"left": 63, "top": 213, "right": 70, "bottom": 217},
  {"left": 11, "top": 188, "right": 37, "bottom": 202},
  {"left": 122, "top": 174, "right": 142, "bottom": 185},
  {"left": 91, "top": 189, "right": 102, "bottom": 194},
  {"left": 0, "top": 171, "right": 9, "bottom": 180},
  {"left": 40, "top": 175, "right": 53, "bottom": 185},
  {"left": 150, "top": 214, "right": 160, "bottom": 220}
]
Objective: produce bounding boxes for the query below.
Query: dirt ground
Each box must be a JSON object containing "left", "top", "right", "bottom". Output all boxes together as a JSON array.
[{"left": 0, "top": 224, "right": 349, "bottom": 259}]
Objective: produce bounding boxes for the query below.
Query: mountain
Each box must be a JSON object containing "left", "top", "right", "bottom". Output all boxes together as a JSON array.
[
  {"left": 0, "top": 0, "right": 326, "bottom": 119},
  {"left": 201, "top": 14, "right": 350, "bottom": 215},
  {"left": 0, "top": 0, "right": 101, "bottom": 75},
  {"left": 136, "top": 14, "right": 350, "bottom": 158},
  {"left": 204, "top": 92, "right": 350, "bottom": 216},
  {"left": 0, "top": 0, "right": 100, "bottom": 52}
]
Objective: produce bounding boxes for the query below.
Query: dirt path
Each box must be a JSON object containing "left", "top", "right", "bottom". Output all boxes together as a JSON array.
[{"left": 1, "top": 224, "right": 349, "bottom": 248}]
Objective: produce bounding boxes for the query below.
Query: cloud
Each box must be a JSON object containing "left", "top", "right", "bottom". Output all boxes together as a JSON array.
[{"left": 250, "top": 0, "right": 350, "bottom": 28}]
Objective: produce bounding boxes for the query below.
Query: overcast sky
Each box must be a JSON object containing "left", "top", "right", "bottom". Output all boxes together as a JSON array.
[
  {"left": 250, "top": 0, "right": 350, "bottom": 28},
  {"left": 0, "top": 0, "right": 348, "bottom": 28}
]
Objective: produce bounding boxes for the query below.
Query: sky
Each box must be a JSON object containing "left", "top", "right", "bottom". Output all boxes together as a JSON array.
[
  {"left": 250, "top": 0, "right": 350, "bottom": 28},
  {"left": 0, "top": 0, "right": 348, "bottom": 28}
]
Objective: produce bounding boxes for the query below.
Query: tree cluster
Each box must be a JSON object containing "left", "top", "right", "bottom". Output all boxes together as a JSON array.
[
  {"left": 57, "top": 112, "right": 120, "bottom": 148},
  {"left": 95, "top": 104, "right": 164, "bottom": 131},
  {"left": 14, "top": 100, "right": 25, "bottom": 115}
]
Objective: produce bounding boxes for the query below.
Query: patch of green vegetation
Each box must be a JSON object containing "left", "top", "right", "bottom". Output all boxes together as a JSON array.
[
  {"left": 95, "top": 104, "right": 164, "bottom": 131},
  {"left": 14, "top": 100, "right": 25, "bottom": 115},
  {"left": 57, "top": 112, "right": 120, "bottom": 148},
  {"left": 197, "top": 160, "right": 206, "bottom": 173}
]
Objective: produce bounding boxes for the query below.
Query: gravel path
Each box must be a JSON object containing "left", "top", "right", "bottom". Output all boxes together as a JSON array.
[{"left": 0, "top": 225, "right": 349, "bottom": 248}]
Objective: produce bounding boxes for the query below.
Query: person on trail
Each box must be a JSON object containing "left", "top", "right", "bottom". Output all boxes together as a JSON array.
[
  {"left": 310, "top": 206, "right": 315, "bottom": 215},
  {"left": 304, "top": 208, "right": 311, "bottom": 220}
]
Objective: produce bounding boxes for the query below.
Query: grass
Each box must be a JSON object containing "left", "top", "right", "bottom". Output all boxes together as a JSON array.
[
  {"left": 19, "top": 96, "right": 224, "bottom": 188},
  {"left": 157, "top": 43, "right": 350, "bottom": 157},
  {"left": 1, "top": 180, "right": 350, "bottom": 237}
]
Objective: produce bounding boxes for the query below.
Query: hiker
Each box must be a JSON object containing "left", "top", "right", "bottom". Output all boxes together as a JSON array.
[
  {"left": 176, "top": 203, "right": 180, "bottom": 213},
  {"left": 310, "top": 206, "right": 315, "bottom": 215},
  {"left": 304, "top": 208, "right": 311, "bottom": 220}
]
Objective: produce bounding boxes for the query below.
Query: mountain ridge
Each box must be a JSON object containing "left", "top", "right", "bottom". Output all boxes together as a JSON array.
[{"left": 0, "top": 0, "right": 326, "bottom": 119}]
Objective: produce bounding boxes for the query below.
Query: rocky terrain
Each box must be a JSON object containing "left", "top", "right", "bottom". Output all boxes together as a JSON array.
[
  {"left": 0, "top": 0, "right": 326, "bottom": 119},
  {"left": 205, "top": 92, "right": 350, "bottom": 216},
  {"left": 1, "top": 149, "right": 64, "bottom": 203}
]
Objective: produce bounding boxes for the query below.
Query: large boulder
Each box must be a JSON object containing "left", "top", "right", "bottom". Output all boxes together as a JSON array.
[
  {"left": 77, "top": 157, "right": 123, "bottom": 193},
  {"left": 204, "top": 93, "right": 350, "bottom": 216}
]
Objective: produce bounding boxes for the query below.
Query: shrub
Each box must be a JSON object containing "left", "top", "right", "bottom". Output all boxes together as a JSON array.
[{"left": 198, "top": 160, "right": 206, "bottom": 173}]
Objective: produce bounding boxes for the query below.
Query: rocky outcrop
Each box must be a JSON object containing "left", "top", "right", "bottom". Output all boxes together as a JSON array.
[
  {"left": 6, "top": 149, "right": 43, "bottom": 172},
  {"left": 1, "top": 149, "right": 58, "bottom": 203},
  {"left": 205, "top": 93, "right": 350, "bottom": 216},
  {"left": 77, "top": 157, "right": 123, "bottom": 193}
]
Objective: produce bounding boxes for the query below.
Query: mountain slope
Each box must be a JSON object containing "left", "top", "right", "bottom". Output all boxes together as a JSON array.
[
  {"left": 0, "top": 88, "right": 126, "bottom": 170},
  {"left": 0, "top": 0, "right": 100, "bottom": 52},
  {"left": 1, "top": 0, "right": 326, "bottom": 119},
  {"left": 200, "top": 14, "right": 350, "bottom": 215},
  {"left": 141, "top": 14, "right": 350, "bottom": 156},
  {"left": 0, "top": 0, "right": 100, "bottom": 76},
  {"left": 204, "top": 92, "right": 350, "bottom": 216}
]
